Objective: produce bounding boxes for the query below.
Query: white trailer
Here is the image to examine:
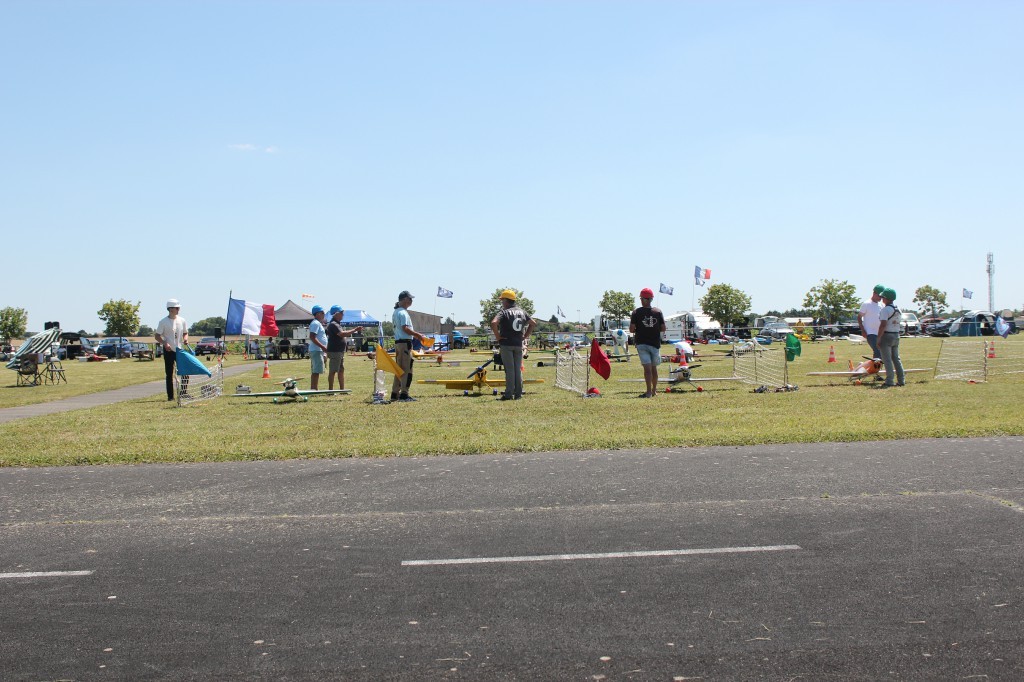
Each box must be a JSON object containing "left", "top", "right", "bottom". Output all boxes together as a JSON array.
[{"left": 662, "top": 311, "right": 722, "bottom": 342}]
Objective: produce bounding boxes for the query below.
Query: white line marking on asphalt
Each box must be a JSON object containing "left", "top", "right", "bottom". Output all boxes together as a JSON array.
[
  {"left": 402, "top": 544, "right": 801, "bottom": 567},
  {"left": 0, "top": 570, "right": 94, "bottom": 579}
]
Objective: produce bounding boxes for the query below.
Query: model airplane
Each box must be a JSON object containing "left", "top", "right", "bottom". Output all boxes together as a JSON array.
[
  {"left": 620, "top": 362, "right": 741, "bottom": 393},
  {"left": 230, "top": 378, "right": 352, "bottom": 402},
  {"left": 807, "top": 357, "right": 929, "bottom": 382},
  {"left": 417, "top": 360, "right": 545, "bottom": 396}
]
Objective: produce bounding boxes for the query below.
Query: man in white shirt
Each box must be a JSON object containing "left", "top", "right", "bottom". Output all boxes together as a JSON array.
[
  {"left": 155, "top": 298, "right": 188, "bottom": 401},
  {"left": 858, "top": 284, "right": 885, "bottom": 359}
]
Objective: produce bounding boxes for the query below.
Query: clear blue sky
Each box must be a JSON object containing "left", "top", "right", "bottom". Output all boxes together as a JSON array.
[{"left": 3, "top": 1, "right": 1021, "bottom": 333}]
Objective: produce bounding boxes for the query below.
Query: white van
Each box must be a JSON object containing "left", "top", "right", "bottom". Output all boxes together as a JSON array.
[{"left": 663, "top": 311, "right": 722, "bottom": 342}]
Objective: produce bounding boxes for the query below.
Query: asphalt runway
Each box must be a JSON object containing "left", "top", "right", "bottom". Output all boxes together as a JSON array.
[{"left": 2, "top": 438, "right": 1022, "bottom": 680}]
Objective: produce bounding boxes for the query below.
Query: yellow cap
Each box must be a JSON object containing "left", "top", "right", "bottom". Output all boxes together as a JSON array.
[{"left": 500, "top": 289, "right": 517, "bottom": 301}]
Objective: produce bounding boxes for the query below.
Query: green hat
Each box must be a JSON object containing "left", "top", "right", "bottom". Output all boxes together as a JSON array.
[
  {"left": 873, "top": 284, "right": 886, "bottom": 295},
  {"left": 881, "top": 287, "right": 896, "bottom": 301}
]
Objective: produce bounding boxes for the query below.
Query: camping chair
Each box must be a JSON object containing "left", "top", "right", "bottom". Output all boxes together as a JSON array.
[{"left": 16, "top": 356, "right": 42, "bottom": 386}]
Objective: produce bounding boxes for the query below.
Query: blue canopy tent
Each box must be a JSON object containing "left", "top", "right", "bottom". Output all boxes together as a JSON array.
[{"left": 339, "top": 310, "right": 384, "bottom": 350}]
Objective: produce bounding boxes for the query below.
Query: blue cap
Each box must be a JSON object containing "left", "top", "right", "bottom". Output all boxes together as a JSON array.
[
  {"left": 311, "top": 304, "right": 324, "bottom": 315},
  {"left": 329, "top": 305, "right": 343, "bottom": 316}
]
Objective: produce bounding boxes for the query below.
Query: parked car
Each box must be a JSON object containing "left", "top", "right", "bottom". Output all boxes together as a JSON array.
[
  {"left": 900, "top": 312, "right": 921, "bottom": 335},
  {"left": 96, "top": 337, "right": 133, "bottom": 358},
  {"left": 926, "top": 319, "right": 954, "bottom": 337},
  {"left": 194, "top": 337, "right": 226, "bottom": 356},
  {"left": 451, "top": 330, "right": 469, "bottom": 349},
  {"left": 58, "top": 333, "right": 99, "bottom": 360},
  {"left": 759, "top": 322, "right": 795, "bottom": 340}
]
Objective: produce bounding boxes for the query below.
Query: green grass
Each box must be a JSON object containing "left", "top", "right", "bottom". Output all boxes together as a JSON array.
[
  {"left": 0, "top": 354, "right": 261, "bottom": 409},
  {"left": 2, "top": 337, "right": 1022, "bottom": 467}
]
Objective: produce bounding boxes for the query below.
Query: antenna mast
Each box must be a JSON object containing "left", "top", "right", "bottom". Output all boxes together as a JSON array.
[{"left": 986, "top": 252, "right": 995, "bottom": 312}]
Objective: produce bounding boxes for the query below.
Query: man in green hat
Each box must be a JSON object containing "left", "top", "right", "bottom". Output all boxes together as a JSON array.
[
  {"left": 876, "top": 288, "right": 905, "bottom": 387},
  {"left": 858, "top": 284, "right": 885, "bottom": 358}
]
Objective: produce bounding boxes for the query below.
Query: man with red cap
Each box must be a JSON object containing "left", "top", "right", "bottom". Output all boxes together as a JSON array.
[{"left": 629, "top": 287, "right": 667, "bottom": 398}]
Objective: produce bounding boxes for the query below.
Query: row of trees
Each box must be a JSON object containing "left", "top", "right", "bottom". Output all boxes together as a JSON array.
[
  {"left": 0, "top": 301, "right": 230, "bottom": 343},
  {"left": 0, "top": 285, "right": 1001, "bottom": 345},
  {"left": 470, "top": 282, "right": 974, "bottom": 334}
]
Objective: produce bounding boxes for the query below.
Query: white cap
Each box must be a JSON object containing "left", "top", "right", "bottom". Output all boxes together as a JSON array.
[{"left": 166, "top": 298, "right": 181, "bottom": 309}]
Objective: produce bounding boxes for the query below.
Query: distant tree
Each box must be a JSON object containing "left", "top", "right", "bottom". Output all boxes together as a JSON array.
[
  {"left": 781, "top": 308, "right": 813, "bottom": 318},
  {"left": 137, "top": 324, "right": 154, "bottom": 337},
  {"left": 598, "top": 290, "right": 635, "bottom": 328},
  {"left": 479, "top": 288, "right": 536, "bottom": 328},
  {"left": 0, "top": 307, "right": 28, "bottom": 343},
  {"left": 912, "top": 285, "right": 948, "bottom": 317},
  {"left": 382, "top": 321, "right": 395, "bottom": 338},
  {"left": 548, "top": 315, "right": 559, "bottom": 324},
  {"left": 97, "top": 299, "right": 141, "bottom": 337},
  {"left": 442, "top": 316, "right": 455, "bottom": 326},
  {"left": 188, "top": 316, "right": 226, "bottom": 336},
  {"left": 764, "top": 309, "right": 783, "bottom": 318},
  {"left": 803, "top": 279, "right": 859, "bottom": 323},
  {"left": 699, "top": 284, "right": 752, "bottom": 328}
]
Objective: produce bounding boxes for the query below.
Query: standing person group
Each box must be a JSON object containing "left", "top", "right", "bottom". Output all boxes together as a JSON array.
[
  {"left": 630, "top": 287, "right": 667, "bottom": 398},
  {"left": 155, "top": 298, "right": 188, "bottom": 401},
  {"left": 391, "top": 290, "right": 427, "bottom": 402},
  {"left": 876, "top": 287, "right": 905, "bottom": 388},
  {"left": 858, "top": 284, "right": 885, "bottom": 359},
  {"left": 490, "top": 289, "right": 536, "bottom": 401}
]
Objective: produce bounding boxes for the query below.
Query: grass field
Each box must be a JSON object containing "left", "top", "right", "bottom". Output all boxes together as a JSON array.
[{"left": 1, "top": 336, "right": 1022, "bottom": 467}]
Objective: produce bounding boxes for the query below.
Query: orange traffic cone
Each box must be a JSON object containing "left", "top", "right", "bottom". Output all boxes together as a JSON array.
[
  {"left": 827, "top": 345, "right": 837, "bottom": 363},
  {"left": 262, "top": 360, "right": 271, "bottom": 379},
  {"left": 987, "top": 341, "right": 996, "bottom": 359}
]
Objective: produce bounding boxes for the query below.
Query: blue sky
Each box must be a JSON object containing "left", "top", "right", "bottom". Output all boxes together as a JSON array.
[{"left": 2, "top": 1, "right": 1021, "bottom": 333}]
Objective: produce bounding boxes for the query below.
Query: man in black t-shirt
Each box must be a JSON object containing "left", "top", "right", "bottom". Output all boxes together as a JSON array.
[
  {"left": 490, "top": 289, "right": 536, "bottom": 401},
  {"left": 325, "top": 305, "right": 363, "bottom": 391},
  {"left": 629, "top": 287, "right": 667, "bottom": 398}
]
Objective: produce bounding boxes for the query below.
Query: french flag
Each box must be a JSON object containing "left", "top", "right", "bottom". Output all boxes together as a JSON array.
[{"left": 226, "top": 297, "right": 279, "bottom": 336}]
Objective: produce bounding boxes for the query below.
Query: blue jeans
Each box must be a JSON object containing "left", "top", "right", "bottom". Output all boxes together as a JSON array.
[
  {"left": 866, "top": 333, "right": 879, "bottom": 359},
  {"left": 878, "top": 333, "right": 904, "bottom": 386}
]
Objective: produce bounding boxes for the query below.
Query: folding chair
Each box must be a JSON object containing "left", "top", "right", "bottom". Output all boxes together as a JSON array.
[{"left": 16, "top": 357, "right": 42, "bottom": 386}]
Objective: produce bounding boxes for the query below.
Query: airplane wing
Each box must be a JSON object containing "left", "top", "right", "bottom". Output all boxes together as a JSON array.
[
  {"left": 419, "top": 379, "right": 504, "bottom": 389},
  {"left": 806, "top": 371, "right": 864, "bottom": 377},
  {"left": 230, "top": 391, "right": 287, "bottom": 397},
  {"left": 297, "top": 389, "right": 352, "bottom": 395}
]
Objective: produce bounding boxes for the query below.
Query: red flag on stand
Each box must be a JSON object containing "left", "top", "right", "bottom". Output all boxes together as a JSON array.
[{"left": 589, "top": 338, "right": 611, "bottom": 380}]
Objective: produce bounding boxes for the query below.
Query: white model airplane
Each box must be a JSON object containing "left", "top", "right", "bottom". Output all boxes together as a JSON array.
[
  {"left": 620, "top": 362, "right": 741, "bottom": 393},
  {"left": 230, "top": 378, "right": 351, "bottom": 402}
]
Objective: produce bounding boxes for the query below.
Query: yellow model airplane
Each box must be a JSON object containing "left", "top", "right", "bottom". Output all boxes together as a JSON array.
[{"left": 417, "top": 360, "right": 545, "bottom": 396}]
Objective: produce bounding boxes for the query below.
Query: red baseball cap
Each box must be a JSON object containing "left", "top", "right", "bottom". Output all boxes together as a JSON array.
[{"left": 640, "top": 287, "right": 655, "bottom": 299}]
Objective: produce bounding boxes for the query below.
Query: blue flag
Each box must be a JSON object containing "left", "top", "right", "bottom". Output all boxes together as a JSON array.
[
  {"left": 437, "top": 286, "right": 454, "bottom": 298},
  {"left": 659, "top": 283, "right": 674, "bottom": 295}
]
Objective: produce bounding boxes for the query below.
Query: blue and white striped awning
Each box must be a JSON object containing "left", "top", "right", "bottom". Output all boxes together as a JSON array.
[{"left": 6, "top": 327, "right": 61, "bottom": 370}]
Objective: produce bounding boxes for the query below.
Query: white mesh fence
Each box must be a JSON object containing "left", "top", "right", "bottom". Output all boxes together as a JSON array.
[
  {"left": 731, "top": 340, "right": 790, "bottom": 390},
  {"left": 934, "top": 340, "right": 987, "bottom": 381},
  {"left": 555, "top": 347, "right": 590, "bottom": 395},
  {"left": 983, "top": 338, "right": 1024, "bottom": 377},
  {"left": 176, "top": 362, "right": 224, "bottom": 406}
]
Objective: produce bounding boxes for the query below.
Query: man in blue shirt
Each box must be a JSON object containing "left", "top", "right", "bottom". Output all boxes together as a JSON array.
[
  {"left": 308, "top": 305, "right": 329, "bottom": 390},
  {"left": 391, "top": 290, "right": 426, "bottom": 402}
]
